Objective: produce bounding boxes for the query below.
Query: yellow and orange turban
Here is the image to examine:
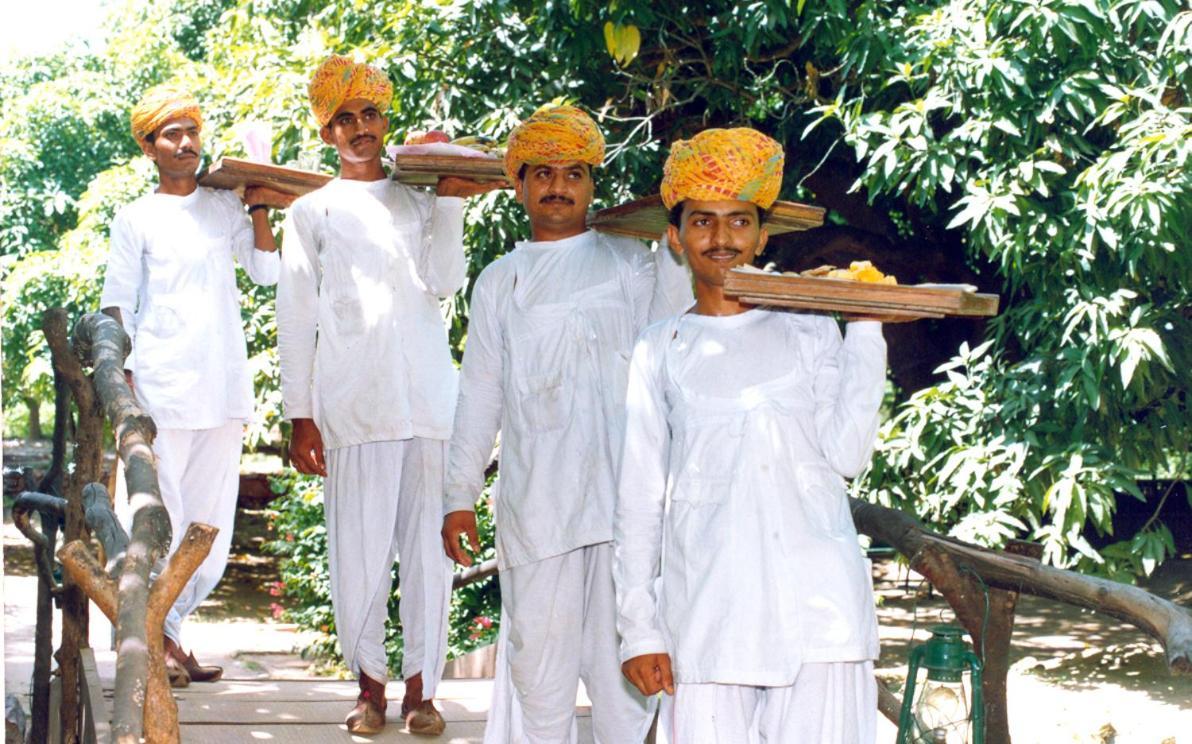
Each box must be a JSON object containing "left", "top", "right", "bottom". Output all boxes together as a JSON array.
[
  {"left": 308, "top": 55, "right": 394, "bottom": 127},
  {"left": 130, "top": 85, "right": 203, "bottom": 142},
  {"left": 660, "top": 128, "right": 785, "bottom": 210},
  {"left": 504, "top": 104, "right": 605, "bottom": 180}
]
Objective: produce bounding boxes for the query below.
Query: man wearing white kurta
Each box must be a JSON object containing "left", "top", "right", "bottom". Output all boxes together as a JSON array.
[
  {"left": 441, "top": 105, "right": 692, "bottom": 743},
  {"left": 277, "top": 54, "right": 501, "bottom": 736},
  {"left": 101, "top": 85, "right": 289, "bottom": 684},
  {"left": 615, "top": 129, "right": 890, "bottom": 743}
]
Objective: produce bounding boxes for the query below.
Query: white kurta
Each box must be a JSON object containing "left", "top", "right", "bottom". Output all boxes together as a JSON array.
[
  {"left": 277, "top": 177, "right": 465, "bottom": 448},
  {"left": 100, "top": 187, "right": 279, "bottom": 429},
  {"left": 444, "top": 230, "right": 692, "bottom": 569},
  {"left": 615, "top": 309, "right": 886, "bottom": 686}
]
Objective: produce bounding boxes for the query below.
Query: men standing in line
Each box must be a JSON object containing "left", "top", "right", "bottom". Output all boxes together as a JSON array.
[
  {"left": 441, "top": 104, "right": 692, "bottom": 742},
  {"left": 101, "top": 84, "right": 291, "bottom": 686},
  {"left": 277, "top": 55, "right": 500, "bottom": 736},
  {"left": 614, "top": 128, "right": 888, "bottom": 743}
]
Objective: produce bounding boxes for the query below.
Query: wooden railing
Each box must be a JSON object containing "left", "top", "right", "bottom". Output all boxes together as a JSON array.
[{"left": 12, "top": 309, "right": 216, "bottom": 744}]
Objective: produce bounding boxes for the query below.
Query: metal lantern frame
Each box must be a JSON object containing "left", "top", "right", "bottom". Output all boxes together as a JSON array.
[{"left": 896, "top": 624, "right": 985, "bottom": 744}]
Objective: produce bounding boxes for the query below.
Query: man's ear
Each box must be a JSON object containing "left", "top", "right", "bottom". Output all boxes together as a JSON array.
[
  {"left": 666, "top": 224, "right": 684, "bottom": 257},
  {"left": 753, "top": 227, "right": 769, "bottom": 258},
  {"left": 512, "top": 175, "right": 525, "bottom": 203},
  {"left": 319, "top": 125, "right": 333, "bottom": 146},
  {"left": 138, "top": 138, "right": 157, "bottom": 161}
]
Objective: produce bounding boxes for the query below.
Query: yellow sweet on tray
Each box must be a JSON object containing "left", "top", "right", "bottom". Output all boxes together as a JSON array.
[{"left": 825, "top": 260, "right": 898, "bottom": 285}]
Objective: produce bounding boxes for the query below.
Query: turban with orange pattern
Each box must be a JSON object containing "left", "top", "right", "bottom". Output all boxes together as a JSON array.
[
  {"left": 504, "top": 105, "right": 605, "bottom": 181},
  {"left": 308, "top": 55, "right": 394, "bottom": 127},
  {"left": 660, "top": 128, "right": 785, "bottom": 210},
  {"left": 130, "top": 85, "right": 203, "bottom": 142}
]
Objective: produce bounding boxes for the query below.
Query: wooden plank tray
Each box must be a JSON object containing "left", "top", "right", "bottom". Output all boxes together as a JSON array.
[
  {"left": 588, "top": 194, "right": 825, "bottom": 240},
  {"left": 199, "top": 157, "right": 331, "bottom": 196},
  {"left": 391, "top": 154, "right": 508, "bottom": 186},
  {"left": 724, "top": 269, "right": 1000, "bottom": 319}
]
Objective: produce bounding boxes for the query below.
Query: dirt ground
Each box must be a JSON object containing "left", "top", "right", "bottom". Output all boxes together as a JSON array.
[{"left": 3, "top": 442, "right": 1189, "bottom": 742}]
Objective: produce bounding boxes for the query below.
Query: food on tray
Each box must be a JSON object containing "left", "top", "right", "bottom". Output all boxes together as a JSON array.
[
  {"left": 795, "top": 260, "right": 897, "bottom": 284},
  {"left": 404, "top": 129, "right": 450, "bottom": 145},
  {"left": 450, "top": 135, "right": 502, "bottom": 155}
]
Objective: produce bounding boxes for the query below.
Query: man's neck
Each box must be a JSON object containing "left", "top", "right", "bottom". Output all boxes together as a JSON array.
[
  {"left": 528, "top": 224, "right": 588, "bottom": 243},
  {"left": 339, "top": 158, "right": 387, "bottom": 182},
  {"left": 156, "top": 172, "right": 198, "bottom": 197},
  {"left": 691, "top": 282, "right": 749, "bottom": 316}
]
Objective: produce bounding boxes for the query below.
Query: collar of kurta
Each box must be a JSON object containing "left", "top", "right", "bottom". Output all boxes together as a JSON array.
[{"left": 515, "top": 229, "right": 597, "bottom": 252}]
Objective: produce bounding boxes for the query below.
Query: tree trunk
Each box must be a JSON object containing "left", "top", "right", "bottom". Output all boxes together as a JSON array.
[{"left": 25, "top": 396, "right": 43, "bottom": 440}]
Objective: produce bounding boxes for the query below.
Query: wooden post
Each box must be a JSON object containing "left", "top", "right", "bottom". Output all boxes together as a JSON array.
[
  {"left": 11, "top": 491, "right": 66, "bottom": 744},
  {"left": 44, "top": 308, "right": 108, "bottom": 744}
]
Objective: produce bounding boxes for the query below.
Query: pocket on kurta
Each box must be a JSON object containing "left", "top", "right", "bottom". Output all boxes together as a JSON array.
[
  {"left": 793, "top": 462, "right": 853, "bottom": 537},
  {"left": 514, "top": 371, "right": 574, "bottom": 432}
]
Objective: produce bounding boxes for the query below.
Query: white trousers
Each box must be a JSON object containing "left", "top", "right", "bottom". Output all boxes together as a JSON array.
[
  {"left": 115, "top": 420, "right": 244, "bottom": 645},
  {"left": 324, "top": 438, "right": 453, "bottom": 691},
  {"left": 485, "top": 543, "right": 656, "bottom": 744},
  {"left": 659, "top": 661, "right": 877, "bottom": 744}
]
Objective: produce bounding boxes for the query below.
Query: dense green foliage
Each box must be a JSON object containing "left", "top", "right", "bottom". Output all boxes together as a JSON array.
[{"left": 2, "top": 0, "right": 1187, "bottom": 671}]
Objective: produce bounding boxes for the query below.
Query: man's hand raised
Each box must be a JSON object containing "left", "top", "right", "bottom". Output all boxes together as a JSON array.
[
  {"left": 289, "top": 418, "right": 327, "bottom": 477},
  {"left": 243, "top": 185, "right": 297, "bottom": 209},
  {"left": 621, "top": 653, "right": 675, "bottom": 697},
  {"left": 441, "top": 510, "right": 481, "bottom": 566}
]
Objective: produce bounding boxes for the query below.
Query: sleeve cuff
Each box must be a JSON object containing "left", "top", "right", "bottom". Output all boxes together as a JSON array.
[
  {"left": 282, "top": 401, "right": 314, "bottom": 420},
  {"left": 434, "top": 196, "right": 465, "bottom": 212},
  {"left": 845, "top": 320, "right": 883, "bottom": 337},
  {"left": 444, "top": 488, "right": 478, "bottom": 516},
  {"left": 619, "top": 636, "right": 670, "bottom": 663}
]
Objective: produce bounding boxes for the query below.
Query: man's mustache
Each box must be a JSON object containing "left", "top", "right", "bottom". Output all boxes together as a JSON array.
[
  {"left": 175, "top": 149, "right": 198, "bottom": 159},
  {"left": 351, "top": 134, "right": 376, "bottom": 146},
  {"left": 539, "top": 194, "right": 574, "bottom": 205}
]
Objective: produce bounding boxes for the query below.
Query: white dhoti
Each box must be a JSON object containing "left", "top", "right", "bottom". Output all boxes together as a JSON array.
[
  {"left": 660, "top": 661, "right": 877, "bottom": 744},
  {"left": 115, "top": 420, "right": 244, "bottom": 645},
  {"left": 485, "top": 543, "right": 655, "bottom": 743},
  {"left": 324, "top": 437, "right": 452, "bottom": 690}
]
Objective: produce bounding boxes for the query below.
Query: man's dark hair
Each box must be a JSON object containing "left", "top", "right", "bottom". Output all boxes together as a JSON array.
[
  {"left": 666, "top": 202, "right": 769, "bottom": 226},
  {"left": 143, "top": 133, "right": 156, "bottom": 144}
]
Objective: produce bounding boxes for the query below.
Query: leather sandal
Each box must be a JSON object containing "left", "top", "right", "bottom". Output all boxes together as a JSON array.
[
  {"left": 164, "top": 636, "right": 223, "bottom": 683},
  {"left": 346, "top": 674, "right": 387, "bottom": 735},
  {"left": 402, "top": 699, "right": 446, "bottom": 736}
]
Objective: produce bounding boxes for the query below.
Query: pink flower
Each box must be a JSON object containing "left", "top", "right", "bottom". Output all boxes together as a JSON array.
[
  {"left": 269, "top": 581, "right": 284, "bottom": 597},
  {"left": 476, "top": 616, "right": 493, "bottom": 629},
  {"left": 270, "top": 602, "right": 285, "bottom": 620},
  {"left": 285, "top": 533, "right": 295, "bottom": 542}
]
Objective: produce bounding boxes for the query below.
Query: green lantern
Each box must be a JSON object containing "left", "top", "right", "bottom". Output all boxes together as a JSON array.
[{"left": 896, "top": 625, "right": 985, "bottom": 744}]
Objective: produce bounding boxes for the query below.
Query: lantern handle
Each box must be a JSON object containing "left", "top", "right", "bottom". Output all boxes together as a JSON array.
[
  {"left": 896, "top": 644, "right": 926, "bottom": 744},
  {"left": 967, "top": 651, "right": 985, "bottom": 744}
]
